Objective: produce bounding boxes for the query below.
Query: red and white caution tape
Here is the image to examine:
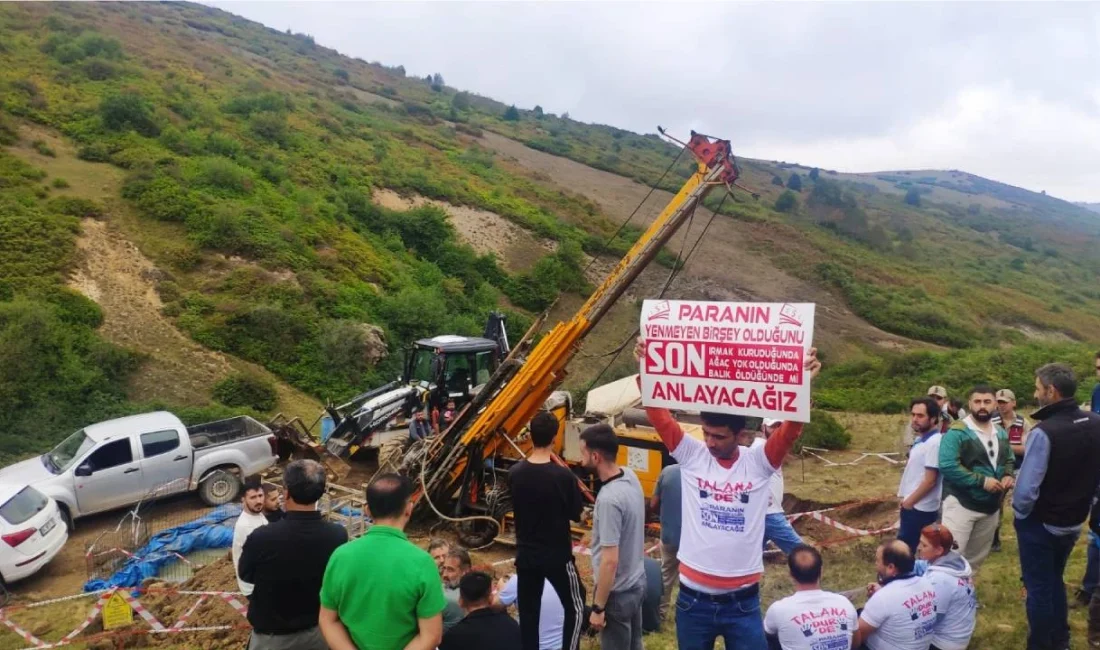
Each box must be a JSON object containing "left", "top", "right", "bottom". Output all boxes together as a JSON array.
[
  {"left": 0, "top": 611, "right": 47, "bottom": 648},
  {"left": 170, "top": 595, "right": 206, "bottom": 630},
  {"left": 0, "top": 586, "right": 252, "bottom": 650},
  {"left": 218, "top": 593, "right": 249, "bottom": 619},
  {"left": 800, "top": 510, "right": 899, "bottom": 537},
  {"left": 801, "top": 447, "right": 901, "bottom": 466},
  {"left": 121, "top": 589, "right": 166, "bottom": 632}
]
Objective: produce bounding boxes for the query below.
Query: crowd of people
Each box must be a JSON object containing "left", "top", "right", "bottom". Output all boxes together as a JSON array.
[{"left": 225, "top": 344, "right": 1100, "bottom": 650}]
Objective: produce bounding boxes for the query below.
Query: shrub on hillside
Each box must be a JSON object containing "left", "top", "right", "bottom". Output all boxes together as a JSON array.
[
  {"left": 250, "top": 111, "right": 289, "bottom": 146},
  {"left": 771, "top": 175, "right": 784, "bottom": 186},
  {"left": 193, "top": 157, "right": 254, "bottom": 194},
  {"left": 82, "top": 58, "right": 119, "bottom": 81},
  {"left": 47, "top": 196, "right": 103, "bottom": 218},
  {"left": 0, "top": 115, "right": 18, "bottom": 146},
  {"left": 787, "top": 173, "right": 802, "bottom": 192},
  {"left": 0, "top": 298, "right": 137, "bottom": 463},
  {"left": 774, "top": 190, "right": 798, "bottom": 214},
  {"left": 503, "top": 105, "right": 520, "bottom": 121},
  {"left": 794, "top": 410, "right": 851, "bottom": 452},
  {"left": 905, "top": 188, "right": 921, "bottom": 206},
  {"left": 212, "top": 373, "right": 277, "bottom": 411},
  {"left": 100, "top": 91, "right": 160, "bottom": 137},
  {"left": 122, "top": 170, "right": 198, "bottom": 222},
  {"left": 30, "top": 140, "right": 55, "bottom": 158}
]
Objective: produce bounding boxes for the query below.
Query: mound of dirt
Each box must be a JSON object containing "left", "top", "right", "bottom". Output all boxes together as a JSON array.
[{"left": 119, "top": 556, "right": 249, "bottom": 649}]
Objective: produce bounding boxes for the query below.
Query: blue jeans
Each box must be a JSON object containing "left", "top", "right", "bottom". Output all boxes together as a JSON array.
[
  {"left": 675, "top": 587, "right": 766, "bottom": 650},
  {"left": 763, "top": 513, "right": 803, "bottom": 555},
  {"left": 897, "top": 507, "right": 939, "bottom": 554},
  {"left": 1016, "top": 514, "right": 1079, "bottom": 650},
  {"left": 1083, "top": 532, "right": 1099, "bottom": 595}
]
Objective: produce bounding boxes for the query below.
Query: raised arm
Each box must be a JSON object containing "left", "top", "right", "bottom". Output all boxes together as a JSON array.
[{"left": 762, "top": 347, "right": 819, "bottom": 468}]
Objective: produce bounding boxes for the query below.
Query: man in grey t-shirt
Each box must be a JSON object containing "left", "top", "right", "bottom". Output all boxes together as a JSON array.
[
  {"left": 580, "top": 424, "right": 645, "bottom": 650},
  {"left": 650, "top": 463, "right": 680, "bottom": 623}
]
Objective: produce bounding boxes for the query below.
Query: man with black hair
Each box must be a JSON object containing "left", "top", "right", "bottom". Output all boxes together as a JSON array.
[
  {"left": 634, "top": 338, "right": 821, "bottom": 650},
  {"left": 440, "top": 571, "right": 522, "bottom": 650},
  {"left": 897, "top": 397, "right": 943, "bottom": 553},
  {"left": 579, "top": 424, "right": 645, "bottom": 650},
  {"left": 1014, "top": 363, "right": 1100, "bottom": 650},
  {"left": 320, "top": 473, "right": 445, "bottom": 650},
  {"left": 857, "top": 540, "right": 938, "bottom": 650},
  {"left": 233, "top": 475, "right": 267, "bottom": 596},
  {"left": 261, "top": 481, "right": 284, "bottom": 523},
  {"left": 764, "top": 544, "right": 857, "bottom": 650},
  {"left": 239, "top": 460, "right": 347, "bottom": 650},
  {"left": 509, "top": 410, "right": 586, "bottom": 650},
  {"left": 938, "top": 384, "right": 1014, "bottom": 568}
]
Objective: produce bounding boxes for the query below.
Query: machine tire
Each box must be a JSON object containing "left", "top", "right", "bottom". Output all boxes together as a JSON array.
[
  {"left": 457, "top": 495, "right": 511, "bottom": 549},
  {"left": 198, "top": 470, "right": 241, "bottom": 506},
  {"left": 378, "top": 437, "right": 410, "bottom": 475},
  {"left": 58, "top": 505, "right": 73, "bottom": 532}
]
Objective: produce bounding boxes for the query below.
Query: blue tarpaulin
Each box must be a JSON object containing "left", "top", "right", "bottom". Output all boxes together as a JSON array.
[{"left": 83, "top": 504, "right": 241, "bottom": 592}]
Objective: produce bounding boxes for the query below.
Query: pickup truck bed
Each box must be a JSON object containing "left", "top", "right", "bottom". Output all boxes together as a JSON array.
[{"left": 188, "top": 416, "right": 270, "bottom": 450}]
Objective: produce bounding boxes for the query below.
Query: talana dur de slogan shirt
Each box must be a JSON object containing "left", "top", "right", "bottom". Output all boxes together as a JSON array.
[
  {"left": 860, "top": 575, "right": 938, "bottom": 650},
  {"left": 763, "top": 589, "right": 857, "bottom": 650},
  {"left": 644, "top": 405, "right": 803, "bottom": 592}
]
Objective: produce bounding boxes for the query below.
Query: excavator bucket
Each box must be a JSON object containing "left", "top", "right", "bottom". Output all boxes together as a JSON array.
[{"left": 267, "top": 413, "right": 352, "bottom": 483}]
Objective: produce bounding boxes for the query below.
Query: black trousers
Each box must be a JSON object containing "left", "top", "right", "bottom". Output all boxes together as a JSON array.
[{"left": 517, "top": 558, "right": 587, "bottom": 650}]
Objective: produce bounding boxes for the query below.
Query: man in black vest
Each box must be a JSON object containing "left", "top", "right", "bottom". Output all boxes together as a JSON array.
[{"left": 1013, "top": 363, "right": 1100, "bottom": 650}]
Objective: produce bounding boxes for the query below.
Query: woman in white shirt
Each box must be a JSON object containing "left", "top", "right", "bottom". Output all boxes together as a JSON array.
[{"left": 917, "top": 523, "right": 977, "bottom": 650}]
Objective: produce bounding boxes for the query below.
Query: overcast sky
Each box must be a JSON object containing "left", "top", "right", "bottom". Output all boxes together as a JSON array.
[{"left": 207, "top": 2, "right": 1100, "bottom": 202}]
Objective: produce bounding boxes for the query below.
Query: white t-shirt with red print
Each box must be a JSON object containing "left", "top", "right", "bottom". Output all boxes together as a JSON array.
[
  {"left": 645, "top": 405, "right": 803, "bottom": 592},
  {"left": 764, "top": 589, "right": 857, "bottom": 650},
  {"left": 673, "top": 433, "right": 777, "bottom": 590},
  {"left": 860, "top": 575, "right": 938, "bottom": 650}
]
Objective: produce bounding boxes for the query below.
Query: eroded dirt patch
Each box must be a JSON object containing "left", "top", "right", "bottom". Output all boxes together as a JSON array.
[{"left": 373, "top": 188, "right": 555, "bottom": 272}]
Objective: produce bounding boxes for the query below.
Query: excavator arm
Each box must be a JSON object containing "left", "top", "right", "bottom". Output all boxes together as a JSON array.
[{"left": 416, "top": 132, "right": 740, "bottom": 510}]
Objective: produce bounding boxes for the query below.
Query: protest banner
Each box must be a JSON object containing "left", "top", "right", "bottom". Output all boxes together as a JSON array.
[{"left": 639, "top": 300, "right": 816, "bottom": 422}]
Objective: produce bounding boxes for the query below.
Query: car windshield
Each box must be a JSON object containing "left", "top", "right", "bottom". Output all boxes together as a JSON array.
[
  {"left": 0, "top": 487, "right": 48, "bottom": 526},
  {"left": 46, "top": 430, "right": 95, "bottom": 473}
]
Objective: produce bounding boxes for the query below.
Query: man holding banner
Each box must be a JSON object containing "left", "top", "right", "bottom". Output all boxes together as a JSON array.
[{"left": 635, "top": 300, "right": 820, "bottom": 650}]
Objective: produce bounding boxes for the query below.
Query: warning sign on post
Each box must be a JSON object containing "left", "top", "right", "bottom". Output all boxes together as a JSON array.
[
  {"left": 639, "top": 300, "right": 816, "bottom": 422},
  {"left": 102, "top": 590, "right": 134, "bottom": 630}
]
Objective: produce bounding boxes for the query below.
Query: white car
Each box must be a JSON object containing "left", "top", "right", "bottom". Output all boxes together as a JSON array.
[{"left": 0, "top": 484, "right": 68, "bottom": 585}]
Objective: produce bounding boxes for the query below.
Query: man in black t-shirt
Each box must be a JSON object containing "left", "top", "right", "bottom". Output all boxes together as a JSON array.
[
  {"left": 509, "top": 411, "right": 586, "bottom": 650},
  {"left": 440, "top": 572, "right": 521, "bottom": 650}
]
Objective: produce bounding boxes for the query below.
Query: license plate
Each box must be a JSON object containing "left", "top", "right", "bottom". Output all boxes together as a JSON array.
[{"left": 39, "top": 519, "right": 55, "bottom": 536}]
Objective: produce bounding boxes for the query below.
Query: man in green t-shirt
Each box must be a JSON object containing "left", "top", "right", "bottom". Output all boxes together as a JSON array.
[{"left": 320, "top": 473, "right": 445, "bottom": 650}]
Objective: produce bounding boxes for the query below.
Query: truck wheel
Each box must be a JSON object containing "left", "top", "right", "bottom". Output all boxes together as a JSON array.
[
  {"left": 198, "top": 470, "right": 241, "bottom": 506},
  {"left": 378, "top": 437, "right": 409, "bottom": 475},
  {"left": 58, "top": 505, "right": 73, "bottom": 532}
]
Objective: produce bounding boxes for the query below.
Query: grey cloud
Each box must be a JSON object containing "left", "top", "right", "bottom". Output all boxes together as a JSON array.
[{"left": 206, "top": 2, "right": 1100, "bottom": 200}]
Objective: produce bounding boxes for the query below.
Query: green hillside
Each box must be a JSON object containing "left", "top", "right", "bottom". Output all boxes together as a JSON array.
[{"left": 0, "top": 2, "right": 1097, "bottom": 458}]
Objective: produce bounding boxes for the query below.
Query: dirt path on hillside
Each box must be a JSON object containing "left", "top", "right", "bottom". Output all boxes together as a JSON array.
[
  {"left": 8, "top": 123, "right": 320, "bottom": 420},
  {"left": 476, "top": 130, "right": 916, "bottom": 352}
]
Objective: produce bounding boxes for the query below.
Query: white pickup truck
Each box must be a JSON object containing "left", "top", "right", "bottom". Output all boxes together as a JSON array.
[{"left": 0, "top": 412, "right": 278, "bottom": 529}]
